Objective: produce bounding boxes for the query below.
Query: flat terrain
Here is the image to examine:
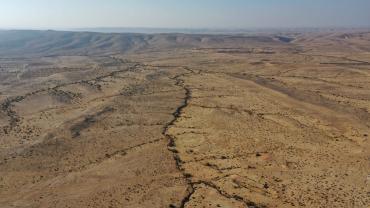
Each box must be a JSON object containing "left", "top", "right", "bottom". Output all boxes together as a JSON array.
[{"left": 0, "top": 30, "right": 369, "bottom": 207}]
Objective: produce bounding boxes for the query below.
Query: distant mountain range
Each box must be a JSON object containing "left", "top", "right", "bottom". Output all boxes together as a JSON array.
[
  {"left": 0, "top": 30, "right": 289, "bottom": 57},
  {"left": 1, "top": 29, "right": 369, "bottom": 57}
]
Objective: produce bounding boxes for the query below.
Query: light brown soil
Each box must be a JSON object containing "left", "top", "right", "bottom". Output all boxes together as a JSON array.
[{"left": 0, "top": 30, "right": 369, "bottom": 208}]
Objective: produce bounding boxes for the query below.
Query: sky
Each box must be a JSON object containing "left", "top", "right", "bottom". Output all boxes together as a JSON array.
[{"left": 0, "top": 0, "right": 370, "bottom": 29}]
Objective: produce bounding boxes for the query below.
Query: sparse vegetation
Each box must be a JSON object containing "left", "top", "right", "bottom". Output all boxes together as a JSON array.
[{"left": 0, "top": 30, "right": 369, "bottom": 208}]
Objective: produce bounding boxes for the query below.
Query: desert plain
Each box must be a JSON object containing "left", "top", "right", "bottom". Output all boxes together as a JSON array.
[{"left": 0, "top": 30, "right": 369, "bottom": 207}]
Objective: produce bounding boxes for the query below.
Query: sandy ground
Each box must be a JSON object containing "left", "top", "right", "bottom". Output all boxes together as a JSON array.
[{"left": 0, "top": 31, "right": 369, "bottom": 207}]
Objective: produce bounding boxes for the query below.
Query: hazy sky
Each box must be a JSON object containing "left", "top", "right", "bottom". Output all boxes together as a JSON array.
[{"left": 1, "top": 0, "right": 370, "bottom": 29}]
